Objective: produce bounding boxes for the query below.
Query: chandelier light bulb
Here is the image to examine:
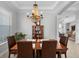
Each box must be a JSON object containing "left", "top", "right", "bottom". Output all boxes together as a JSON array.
[
  {"left": 32, "top": 10, "right": 35, "bottom": 14},
  {"left": 40, "top": 11, "right": 43, "bottom": 15},
  {"left": 27, "top": 13, "right": 29, "bottom": 17}
]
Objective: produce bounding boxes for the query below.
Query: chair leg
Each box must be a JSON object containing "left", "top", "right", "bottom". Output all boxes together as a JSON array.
[
  {"left": 8, "top": 53, "right": 10, "bottom": 58},
  {"left": 65, "top": 53, "right": 67, "bottom": 58},
  {"left": 57, "top": 52, "right": 61, "bottom": 58}
]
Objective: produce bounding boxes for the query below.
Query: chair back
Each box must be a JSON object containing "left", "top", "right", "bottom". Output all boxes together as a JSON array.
[
  {"left": 17, "top": 41, "right": 33, "bottom": 58},
  {"left": 7, "top": 36, "right": 16, "bottom": 50},
  {"left": 42, "top": 40, "right": 57, "bottom": 58},
  {"left": 60, "top": 36, "right": 68, "bottom": 47}
]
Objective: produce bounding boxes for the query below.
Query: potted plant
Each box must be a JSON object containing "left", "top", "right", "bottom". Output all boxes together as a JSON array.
[{"left": 15, "top": 32, "right": 26, "bottom": 41}]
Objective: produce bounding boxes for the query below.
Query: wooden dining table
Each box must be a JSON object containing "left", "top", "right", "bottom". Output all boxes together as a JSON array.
[{"left": 11, "top": 39, "right": 68, "bottom": 58}]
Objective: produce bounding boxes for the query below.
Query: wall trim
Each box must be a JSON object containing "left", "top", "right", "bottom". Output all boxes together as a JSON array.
[{"left": 0, "top": 41, "right": 7, "bottom": 46}]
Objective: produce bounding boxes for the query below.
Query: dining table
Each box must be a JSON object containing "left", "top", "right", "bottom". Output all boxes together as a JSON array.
[{"left": 11, "top": 39, "right": 68, "bottom": 58}]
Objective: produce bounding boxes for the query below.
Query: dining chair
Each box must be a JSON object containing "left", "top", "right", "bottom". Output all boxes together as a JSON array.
[
  {"left": 17, "top": 41, "right": 33, "bottom": 58},
  {"left": 58, "top": 36, "right": 68, "bottom": 58},
  {"left": 7, "top": 35, "right": 17, "bottom": 58},
  {"left": 60, "top": 36, "right": 68, "bottom": 46},
  {"left": 41, "top": 40, "right": 57, "bottom": 58}
]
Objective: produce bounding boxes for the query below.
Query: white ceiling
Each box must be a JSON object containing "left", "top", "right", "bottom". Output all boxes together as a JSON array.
[
  {"left": 4, "top": 1, "right": 72, "bottom": 10},
  {"left": 10, "top": 1, "right": 59, "bottom": 10},
  {"left": 0, "top": 1, "right": 76, "bottom": 14},
  {"left": 61, "top": 1, "right": 79, "bottom": 14},
  {"left": 6, "top": 1, "right": 73, "bottom": 14},
  {"left": 66, "top": 2, "right": 79, "bottom": 11}
]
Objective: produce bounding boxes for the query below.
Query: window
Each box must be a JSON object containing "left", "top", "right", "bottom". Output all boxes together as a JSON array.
[{"left": 0, "top": 10, "right": 12, "bottom": 44}]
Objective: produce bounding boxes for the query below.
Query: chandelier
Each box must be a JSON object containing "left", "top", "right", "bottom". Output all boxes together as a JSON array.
[{"left": 27, "top": 1, "right": 43, "bottom": 25}]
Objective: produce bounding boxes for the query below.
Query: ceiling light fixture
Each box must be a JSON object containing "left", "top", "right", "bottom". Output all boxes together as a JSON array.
[{"left": 27, "top": 1, "right": 43, "bottom": 25}]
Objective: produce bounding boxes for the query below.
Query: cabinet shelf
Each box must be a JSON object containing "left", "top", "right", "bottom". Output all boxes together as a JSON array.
[{"left": 32, "top": 25, "right": 44, "bottom": 39}]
